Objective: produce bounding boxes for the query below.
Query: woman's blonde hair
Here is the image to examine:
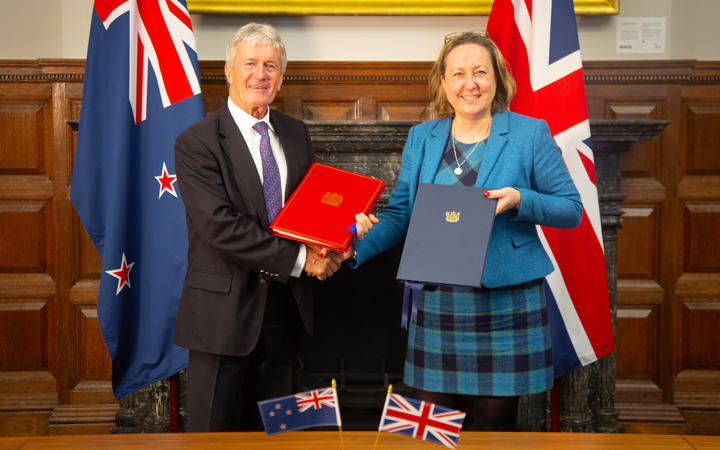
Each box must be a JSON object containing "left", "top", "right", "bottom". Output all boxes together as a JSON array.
[{"left": 429, "top": 32, "right": 516, "bottom": 118}]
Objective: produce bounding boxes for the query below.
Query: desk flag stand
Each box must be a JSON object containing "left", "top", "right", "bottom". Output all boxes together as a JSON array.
[
  {"left": 372, "top": 384, "right": 392, "bottom": 450},
  {"left": 333, "top": 378, "right": 345, "bottom": 450}
]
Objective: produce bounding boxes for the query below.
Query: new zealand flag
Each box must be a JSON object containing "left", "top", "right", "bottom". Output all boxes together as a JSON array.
[
  {"left": 258, "top": 387, "right": 342, "bottom": 435},
  {"left": 70, "top": 0, "right": 203, "bottom": 399}
]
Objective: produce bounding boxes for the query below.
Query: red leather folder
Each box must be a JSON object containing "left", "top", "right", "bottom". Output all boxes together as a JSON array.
[{"left": 269, "top": 163, "right": 385, "bottom": 251}]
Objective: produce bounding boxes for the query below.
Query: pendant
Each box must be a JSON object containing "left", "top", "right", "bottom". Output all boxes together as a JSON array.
[{"left": 454, "top": 167, "right": 463, "bottom": 176}]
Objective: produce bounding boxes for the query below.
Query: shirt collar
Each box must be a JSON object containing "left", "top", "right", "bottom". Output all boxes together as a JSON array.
[{"left": 227, "top": 97, "right": 275, "bottom": 135}]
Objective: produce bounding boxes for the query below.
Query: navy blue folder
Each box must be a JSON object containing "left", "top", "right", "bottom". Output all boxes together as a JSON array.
[{"left": 396, "top": 183, "right": 497, "bottom": 288}]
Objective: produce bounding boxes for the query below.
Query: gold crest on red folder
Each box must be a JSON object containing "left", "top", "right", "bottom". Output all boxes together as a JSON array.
[{"left": 321, "top": 192, "right": 343, "bottom": 207}]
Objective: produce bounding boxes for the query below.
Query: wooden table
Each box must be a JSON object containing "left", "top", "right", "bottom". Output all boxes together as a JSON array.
[{"left": 1, "top": 431, "right": 718, "bottom": 449}]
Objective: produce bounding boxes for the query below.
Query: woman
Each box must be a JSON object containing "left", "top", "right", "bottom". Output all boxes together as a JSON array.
[{"left": 351, "top": 32, "right": 582, "bottom": 430}]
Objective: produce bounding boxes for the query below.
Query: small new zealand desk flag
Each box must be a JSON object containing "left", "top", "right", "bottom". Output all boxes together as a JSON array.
[{"left": 257, "top": 386, "right": 342, "bottom": 435}]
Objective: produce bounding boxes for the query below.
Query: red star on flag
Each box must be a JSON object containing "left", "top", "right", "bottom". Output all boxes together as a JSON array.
[
  {"left": 154, "top": 162, "right": 178, "bottom": 198},
  {"left": 105, "top": 253, "right": 135, "bottom": 295}
]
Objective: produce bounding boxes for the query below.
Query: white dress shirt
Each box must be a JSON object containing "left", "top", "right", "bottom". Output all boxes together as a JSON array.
[{"left": 227, "top": 98, "right": 306, "bottom": 277}]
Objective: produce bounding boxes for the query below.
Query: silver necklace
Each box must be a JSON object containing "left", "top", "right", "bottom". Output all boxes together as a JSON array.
[{"left": 451, "top": 117, "right": 492, "bottom": 176}]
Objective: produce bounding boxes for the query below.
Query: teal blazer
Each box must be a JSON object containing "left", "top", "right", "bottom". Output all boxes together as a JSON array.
[{"left": 354, "top": 110, "right": 582, "bottom": 288}]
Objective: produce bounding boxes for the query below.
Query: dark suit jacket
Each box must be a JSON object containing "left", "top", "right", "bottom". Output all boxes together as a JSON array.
[{"left": 173, "top": 104, "right": 314, "bottom": 356}]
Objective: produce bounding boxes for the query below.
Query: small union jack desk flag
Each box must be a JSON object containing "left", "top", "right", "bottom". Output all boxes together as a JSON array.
[
  {"left": 257, "top": 386, "right": 342, "bottom": 435},
  {"left": 378, "top": 393, "right": 466, "bottom": 449}
]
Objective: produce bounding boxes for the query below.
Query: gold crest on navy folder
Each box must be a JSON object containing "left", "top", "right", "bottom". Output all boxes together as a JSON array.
[
  {"left": 397, "top": 184, "right": 497, "bottom": 288},
  {"left": 445, "top": 211, "right": 460, "bottom": 223}
]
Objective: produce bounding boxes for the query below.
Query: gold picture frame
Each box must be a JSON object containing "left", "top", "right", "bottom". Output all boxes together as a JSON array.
[{"left": 187, "top": 0, "right": 619, "bottom": 16}]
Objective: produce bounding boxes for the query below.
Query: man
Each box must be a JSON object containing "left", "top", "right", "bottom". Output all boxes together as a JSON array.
[{"left": 173, "top": 23, "right": 344, "bottom": 432}]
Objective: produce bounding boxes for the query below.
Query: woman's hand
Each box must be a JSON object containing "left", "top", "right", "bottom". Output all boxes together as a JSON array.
[
  {"left": 304, "top": 245, "right": 343, "bottom": 280},
  {"left": 485, "top": 187, "right": 521, "bottom": 215},
  {"left": 354, "top": 213, "right": 379, "bottom": 240}
]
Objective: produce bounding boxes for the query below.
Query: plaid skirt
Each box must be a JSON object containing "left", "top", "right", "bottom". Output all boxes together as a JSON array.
[{"left": 404, "top": 279, "right": 553, "bottom": 396}]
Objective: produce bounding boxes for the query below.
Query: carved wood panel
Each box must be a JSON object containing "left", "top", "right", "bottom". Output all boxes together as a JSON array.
[
  {"left": 0, "top": 203, "right": 48, "bottom": 272},
  {"left": 0, "top": 76, "right": 59, "bottom": 435},
  {"left": 606, "top": 102, "right": 663, "bottom": 177},
  {"left": 0, "top": 301, "right": 49, "bottom": 370},
  {"left": 683, "top": 204, "right": 720, "bottom": 272},
  {"left": 586, "top": 86, "right": 670, "bottom": 412},
  {"left": 615, "top": 306, "right": 661, "bottom": 402},
  {"left": 681, "top": 301, "right": 720, "bottom": 369},
  {"left": 0, "top": 89, "right": 50, "bottom": 174},
  {"left": 301, "top": 100, "right": 360, "bottom": 120},
  {"left": 684, "top": 105, "right": 720, "bottom": 174},
  {"left": 616, "top": 206, "right": 659, "bottom": 280},
  {"left": 674, "top": 90, "right": 720, "bottom": 415}
]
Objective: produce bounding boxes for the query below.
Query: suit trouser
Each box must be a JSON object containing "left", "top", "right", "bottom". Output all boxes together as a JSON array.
[{"left": 186, "top": 282, "right": 303, "bottom": 432}]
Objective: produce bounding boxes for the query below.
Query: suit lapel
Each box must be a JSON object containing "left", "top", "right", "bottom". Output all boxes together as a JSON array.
[
  {"left": 270, "top": 110, "right": 304, "bottom": 202},
  {"left": 474, "top": 111, "right": 509, "bottom": 188},
  {"left": 217, "top": 105, "right": 270, "bottom": 225},
  {"left": 419, "top": 118, "right": 451, "bottom": 183}
]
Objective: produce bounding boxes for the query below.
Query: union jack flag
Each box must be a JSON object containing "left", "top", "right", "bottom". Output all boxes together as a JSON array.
[
  {"left": 258, "top": 386, "right": 342, "bottom": 435},
  {"left": 94, "top": 0, "right": 201, "bottom": 124},
  {"left": 378, "top": 393, "right": 466, "bottom": 449},
  {"left": 488, "top": 0, "right": 614, "bottom": 376},
  {"left": 70, "top": 0, "right": 203, "bottom": 398},
  {"left": 295, "top": 387, "right": 338, "bottom": 413}
]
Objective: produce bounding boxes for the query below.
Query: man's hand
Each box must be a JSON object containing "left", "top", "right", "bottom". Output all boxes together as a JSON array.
[
  {"left": 484, "top": 187, "right": 521, "bottom": 215},
  {"left": 303, "top": 212, "right": 379, "bottom": 278},
  {"left": 304, "top": 245, "right": 343, "bottom": 280}
]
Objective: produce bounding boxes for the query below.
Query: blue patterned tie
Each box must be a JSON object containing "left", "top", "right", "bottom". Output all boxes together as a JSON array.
[{"left": 253, "top": 121, "right": 282, "bottom": 223}]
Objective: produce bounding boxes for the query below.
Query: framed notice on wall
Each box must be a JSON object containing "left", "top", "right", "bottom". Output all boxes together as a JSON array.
[
  {"left": 616, "top": 17, "right": 667, "bottom": 54},
  {"left": 187, "top": 0, "right": 619, "bottom": 16}
]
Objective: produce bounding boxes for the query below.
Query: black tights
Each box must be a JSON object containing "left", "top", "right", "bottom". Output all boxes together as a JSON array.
[{"left": 413, "top": 389, "right": 518, "bottom": 431}]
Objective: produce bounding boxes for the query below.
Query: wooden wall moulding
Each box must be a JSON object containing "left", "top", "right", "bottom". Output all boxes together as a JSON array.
[
  {"left": 9, "top": 60, "right": 720, "bottom": 85},
  {"left": 1, "top": 58, "right": 720, "bottom": 436},
  {"left": 583, "top": 61, "right": 720, "bottom": 85}
]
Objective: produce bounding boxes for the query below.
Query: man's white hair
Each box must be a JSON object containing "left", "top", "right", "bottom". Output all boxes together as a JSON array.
[{"left": 225, "top": 22, "right": 287, "bottom": 72}]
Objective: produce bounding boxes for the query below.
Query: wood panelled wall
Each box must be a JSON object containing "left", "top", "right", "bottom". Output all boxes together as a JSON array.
[
  {"left": 583, "top": 61, "right": 720, "bottom": 434},
  {"left": 1, "top": 59, "right": 719, "bottom": 436}
]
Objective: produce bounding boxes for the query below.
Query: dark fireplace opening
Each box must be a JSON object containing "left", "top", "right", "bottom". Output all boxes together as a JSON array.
[{"left": 297, "top": 244, "right": 413, "bottom": 430}]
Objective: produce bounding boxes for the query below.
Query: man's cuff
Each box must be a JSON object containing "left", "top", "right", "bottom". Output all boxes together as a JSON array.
[{"left": 290, "top": 243, "right": 306, "bottom": 278}]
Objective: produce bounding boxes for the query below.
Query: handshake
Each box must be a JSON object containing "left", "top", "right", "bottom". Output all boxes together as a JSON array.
[{"left": 302, "top": 213, "right": 378, "bottom": 280}]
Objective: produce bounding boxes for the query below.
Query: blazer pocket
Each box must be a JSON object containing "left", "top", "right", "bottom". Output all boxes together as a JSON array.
[
  {"left": 187, "top": 270, "right": 232, "bottom": 293},
  {"left": 511, "top": 230, "right": 537, "bottom": 248}
]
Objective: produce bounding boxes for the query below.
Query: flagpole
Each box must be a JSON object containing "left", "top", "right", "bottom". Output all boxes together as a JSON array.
[
  {"left": 331, "top": 379, "right": 345, "bottom": 450},
  {"left": 169, "top": 374, "right": 179, "bottom": 432},
  {"left": 551, "top": 382, "right": 560, "bottom": 432},
  {"left": 372, "top": 384, "right": 392, "bottom": 450}
]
